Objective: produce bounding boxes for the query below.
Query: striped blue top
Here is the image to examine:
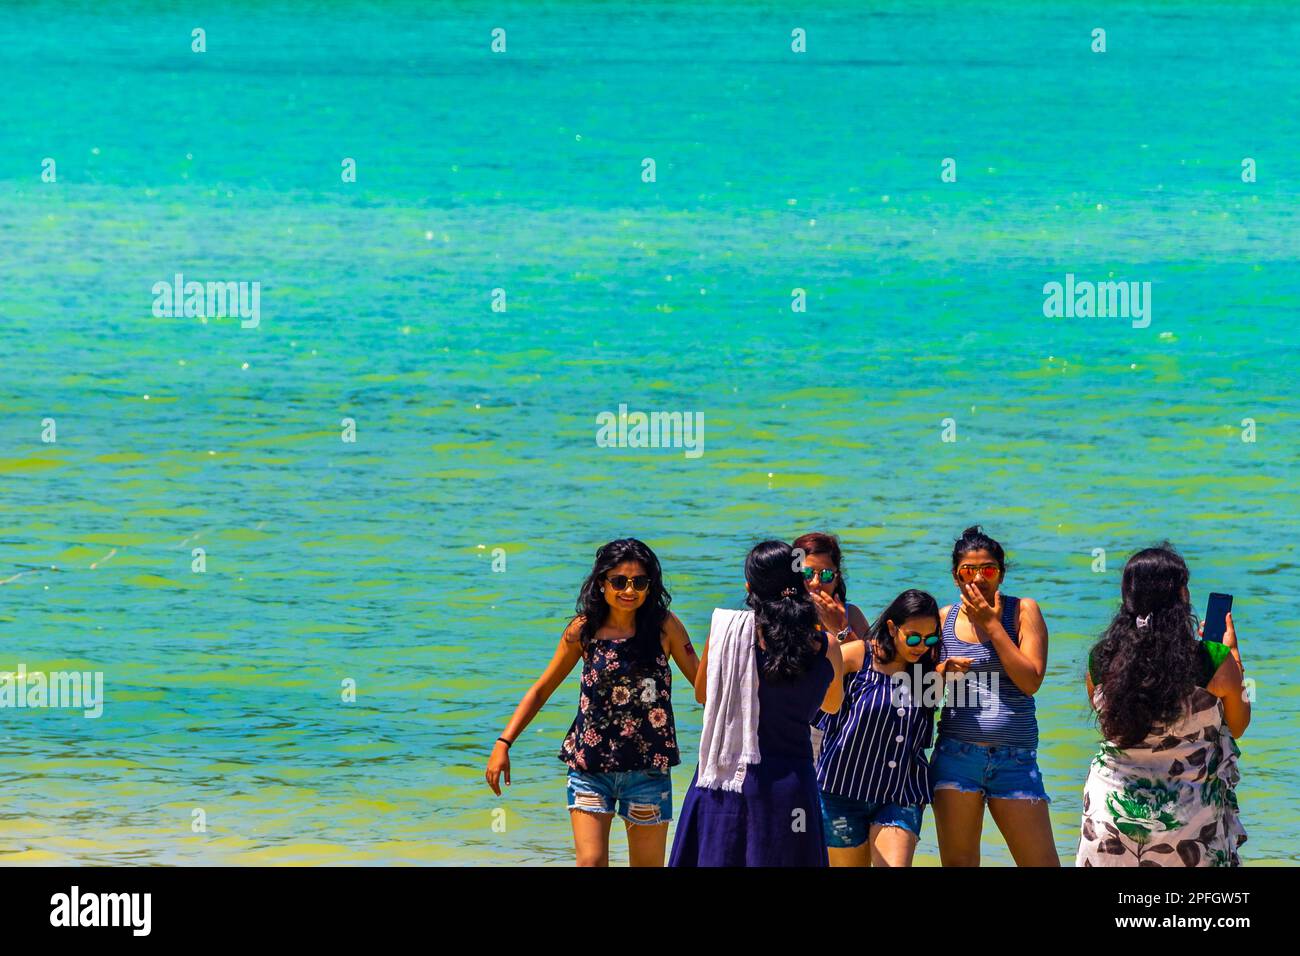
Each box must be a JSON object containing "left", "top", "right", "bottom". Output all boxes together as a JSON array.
[
  {"left": 937, "top": 596, "right": 1039, "bottom": 748},
  {"left": 815, "top": 662, "right": 934, "bottom": 806}
]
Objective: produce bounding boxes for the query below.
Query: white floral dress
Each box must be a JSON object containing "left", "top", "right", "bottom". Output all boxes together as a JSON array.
[{"left": 1077, "top": 685, "right": 1245, "bottom": 867}]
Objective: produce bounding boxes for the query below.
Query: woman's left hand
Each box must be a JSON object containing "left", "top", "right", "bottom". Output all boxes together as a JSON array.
[{"left": 961, "top": 581, "right": 1001, "bottom": 633}]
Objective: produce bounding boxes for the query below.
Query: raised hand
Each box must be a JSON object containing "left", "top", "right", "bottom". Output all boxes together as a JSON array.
[
  {"left": 960, "top": 581, "right": 1001, "bottom": 633},
  {"left": 1220, "top": 611, "right": 1243, "bottom": 674},
  {"left": 810, "top": 589, "right": 849, "bottom": 635}
]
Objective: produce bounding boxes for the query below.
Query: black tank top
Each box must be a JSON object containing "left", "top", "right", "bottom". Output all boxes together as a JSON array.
[{"left": 559, "top": 636, "right": 680, "bottom": 773}]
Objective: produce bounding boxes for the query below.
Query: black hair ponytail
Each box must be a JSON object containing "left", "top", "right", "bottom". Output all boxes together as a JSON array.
[
  {"left": 744, "top": 540, "right": 820, "bottom": 681},
  {"left": 951, "top": 525, "right": 1007, "bottom": 573}
]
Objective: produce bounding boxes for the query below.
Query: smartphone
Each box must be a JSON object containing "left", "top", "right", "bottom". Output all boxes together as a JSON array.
[{"left": 1202, "top": 592, "right": 1233, "bottom": 644}]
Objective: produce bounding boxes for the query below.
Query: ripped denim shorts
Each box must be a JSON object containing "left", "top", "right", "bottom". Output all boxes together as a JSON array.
[
  {"left": 819, "top": 790, "right": 925, "bottom": 846},
  {"left": 930, "top": 737, "right": 1049, "bottom": 802},
  {"left": 566, "top": 768, "right": 673, "bottom": 825}
]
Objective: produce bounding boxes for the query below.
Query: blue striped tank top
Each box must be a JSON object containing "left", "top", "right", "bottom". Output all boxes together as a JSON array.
[{"left": 937, "top": 596, "right": 1038, "bottom": 748}]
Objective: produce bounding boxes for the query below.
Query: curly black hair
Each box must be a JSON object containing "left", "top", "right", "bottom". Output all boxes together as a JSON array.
[
  {"left": 1089, "top": 544, "right": 1202, "bottom": 746},
  {"left": 745, "top": 539, "right": 821, "bottom": 682}
]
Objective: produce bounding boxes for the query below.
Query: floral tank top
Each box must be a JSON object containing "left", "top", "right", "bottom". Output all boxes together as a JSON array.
[{"left": 559, "top": 635, "right": 680, "bottom": 773}]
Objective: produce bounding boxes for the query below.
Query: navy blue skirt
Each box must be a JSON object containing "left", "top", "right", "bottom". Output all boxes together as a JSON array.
[{"left": 669, "top": 758, "right": 828, "bottom": 867}]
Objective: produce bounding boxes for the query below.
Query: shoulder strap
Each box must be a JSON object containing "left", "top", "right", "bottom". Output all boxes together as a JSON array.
[{"left": 1002, "top": 595, "right": 1021, "bottom": 643}]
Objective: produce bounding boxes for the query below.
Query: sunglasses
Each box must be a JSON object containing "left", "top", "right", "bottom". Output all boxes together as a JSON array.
[
  {"left": 903, "top": 633, "right": 941, "bottom": 647},
  {"left": 957, "top": 564, "right": 1000, "bottom": 581},
  {"left": 801, "top": 567, "right": 837, "bottom": 585},
  {"left": 606, "top": 574, "right": 651, "bottom": 592}
]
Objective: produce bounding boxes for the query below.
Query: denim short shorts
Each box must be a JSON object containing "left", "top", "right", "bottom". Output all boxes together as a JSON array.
[
  {"left": 566, "top": 768, "right": 673, "bottom": 825},
  {"left": 819, "top": 790, "right": 926, "bottom": 846},
  {"left": 930, "top": 737, "right": 1049, "bottom": 802}
]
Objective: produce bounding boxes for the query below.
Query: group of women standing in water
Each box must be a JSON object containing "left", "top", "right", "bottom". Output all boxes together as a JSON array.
[{"left": 485, "top": 527, "right": 1250, "bottom": 867}]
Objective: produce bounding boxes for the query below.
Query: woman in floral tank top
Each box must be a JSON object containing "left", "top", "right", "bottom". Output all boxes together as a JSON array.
[
  {"left": 559, "top": 635, "right": 679, "bottom": 774},
  {"left": 486, "top": 539, "right": 698, "bottom": 866}
]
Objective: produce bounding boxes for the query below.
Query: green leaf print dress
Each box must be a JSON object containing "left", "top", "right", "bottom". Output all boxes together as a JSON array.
[{"left": 1077, "top": 684, "right": 1246, "bottom": 867}]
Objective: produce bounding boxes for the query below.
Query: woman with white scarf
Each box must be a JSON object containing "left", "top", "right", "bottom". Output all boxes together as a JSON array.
[{"left": 670, "top": 540, "right": 844, "bottom": 866}]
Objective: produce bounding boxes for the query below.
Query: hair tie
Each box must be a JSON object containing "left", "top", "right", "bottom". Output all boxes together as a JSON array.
[
  {"left": 1136, "top": 613, "right": 1152, "bottom": 629},
  {"left": 781, "top": 587, "right": 798, "bottom": 598}
]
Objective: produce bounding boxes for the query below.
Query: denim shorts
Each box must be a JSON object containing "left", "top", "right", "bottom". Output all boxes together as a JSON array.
[
  {"left": 566, "top": 768, "right": 673, "bottom": 825},
  {"left": 819, "top": 790, "right": 926, "bottom": 846},
  {"left": 930, "top": 737, "right": 1049, "bottom": 802}
]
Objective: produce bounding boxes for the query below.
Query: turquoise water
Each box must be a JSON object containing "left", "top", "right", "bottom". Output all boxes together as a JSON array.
[{"left": 1, "top": 0, "right": 1296, "bottom": 864}]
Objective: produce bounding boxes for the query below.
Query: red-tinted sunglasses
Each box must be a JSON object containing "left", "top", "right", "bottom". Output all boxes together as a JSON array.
[{"left": 957, "top": 564, "right": 1000, "bottom": 581}]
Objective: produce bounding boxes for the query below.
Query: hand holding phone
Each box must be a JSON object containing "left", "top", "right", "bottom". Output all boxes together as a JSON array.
[{"left": 1202, "top": 592, "right": 1233, "bottom": 645}]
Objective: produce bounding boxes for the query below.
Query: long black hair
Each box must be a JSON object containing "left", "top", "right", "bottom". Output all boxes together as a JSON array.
[
  {"left": 870, "top": 589, "right": 942, "bottom": 674},
  {"left": 1088, "top": 544, "right": 1201, "bottom": 747},
  {"left": 571, "top": 538, "right": 670, "bottom": 663},
  {"left": 745, "top": 539, "right": 821, "bottom": 681}
]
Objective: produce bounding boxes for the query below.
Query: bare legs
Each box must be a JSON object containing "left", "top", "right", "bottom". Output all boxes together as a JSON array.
[
  {"left": 570, "top": 809, "right": 669, "bottom": 866},
  {"left": 933, "top": 788, "right": 1060, "bottom": 866},
  {"left": 988, "top": 797, "right": 1060, "bottom": 866},
  {"left": 934, "top": 789, "right": 986, "bottom": 866},
  {"left": 827, "top": 825, "right": 919, "bottom": 867}
]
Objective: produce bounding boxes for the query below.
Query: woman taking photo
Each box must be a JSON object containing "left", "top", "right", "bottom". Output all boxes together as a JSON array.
[
  {"left": 931, "top": 526, "right": 1060, "bottom": 866},
  {"left": 793, "top": 531, "right": 869, "bottom": 763},
  {"left": 670, "top": 539, "right": 844, "bottom": 867},
  {"left": 817, "top": 589, "right": 959, "bottom": 866},
  {"left": 484, "top": 538, "right": 698, "bottom": 866},
  {"left": 1077, "top": 545, "right": 1249, "bottom": 867}
]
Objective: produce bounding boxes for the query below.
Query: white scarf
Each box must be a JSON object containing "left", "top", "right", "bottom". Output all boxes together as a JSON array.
[{"left": 696, "top": 607, "right": 761, "bottom": 791}]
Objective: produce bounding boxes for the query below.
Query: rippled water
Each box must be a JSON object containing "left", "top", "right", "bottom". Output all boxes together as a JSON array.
[{"left": 0, "top": 0, "right": 1296, "bottom": 864}]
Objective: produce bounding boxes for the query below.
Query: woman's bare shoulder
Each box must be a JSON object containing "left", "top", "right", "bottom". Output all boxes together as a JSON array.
[{"left": 563, "top": 616, "right": 586, "bottom": 644}]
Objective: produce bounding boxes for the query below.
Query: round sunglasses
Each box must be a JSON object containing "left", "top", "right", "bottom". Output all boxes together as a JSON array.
[
  {"left": 606, "top": 574, "right": 651, "bottom": 592},
  {"left": 800, "top": 567, "right": 837, "bottom": 585},
  {"left": 902, "top": 633, "right": 941, "bottom": 647}
]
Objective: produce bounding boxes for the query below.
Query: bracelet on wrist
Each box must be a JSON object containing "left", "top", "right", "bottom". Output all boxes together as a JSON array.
[{"left": 497, "top": 736, "right": 512, "bottom": 748}]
